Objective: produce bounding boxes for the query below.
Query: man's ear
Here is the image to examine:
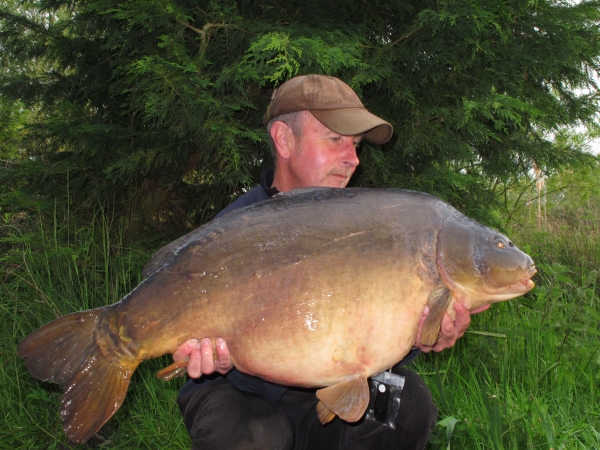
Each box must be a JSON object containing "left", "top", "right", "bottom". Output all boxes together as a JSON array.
[{"left": 270, "top": 121, "right": 295, "bottom": 160}]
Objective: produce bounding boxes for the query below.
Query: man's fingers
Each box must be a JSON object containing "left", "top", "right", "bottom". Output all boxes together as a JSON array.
[
  {"left": 199, "top": 338, "right": 217, "bottom": 375},
  {"left": 172, "top": 337, "right": 232, "bottom": 378},
  {"left": 185, "top": 340, "right": 204, "bottom": 378},
  {"left": 431, "top": 312, "right": 456, "bottom": 351},
  {"left": 430, "top": 303, "right": 472, "bottom": 351},
  {"left": 440, "top": 312, "right": 457, "bottom": 336},
  {"left": 214, "top": 338, "right": 233, "bottom": 374},
  {"left": 471, "top": 303, "right": 491, "bottom": 314},
  {"left": 173, "top": 338, "right": 197, "bottom": 362},
  {"left": 452, "top": 301, "right": 471, "bottom": 337}
]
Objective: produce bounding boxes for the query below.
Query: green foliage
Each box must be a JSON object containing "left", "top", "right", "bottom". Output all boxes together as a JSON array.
[
  {"left": 421, "top": 263, "right": 600, "bottom": 449},
  {"left": 1, "top": 0, "right": 600, "bottom": 244},
  {"left": 501, "top": 154, "right": 600, "bottom": 244}
]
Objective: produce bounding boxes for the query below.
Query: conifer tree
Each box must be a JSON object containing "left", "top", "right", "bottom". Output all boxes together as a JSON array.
[{"left": 1, "top": 0, "right": 599, "bottom": 242}]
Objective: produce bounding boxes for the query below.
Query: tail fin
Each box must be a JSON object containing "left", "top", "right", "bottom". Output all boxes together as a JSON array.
[{"left": 17, "top": 309, "right": 139, "bottom": 443}]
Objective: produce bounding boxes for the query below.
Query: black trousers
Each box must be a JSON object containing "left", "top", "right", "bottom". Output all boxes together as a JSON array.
[{"left": 177, "top": 367, "right": 438, "bottom": 450}]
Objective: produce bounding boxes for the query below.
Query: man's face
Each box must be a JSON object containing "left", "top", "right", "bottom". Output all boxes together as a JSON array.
[{"left": 287, "top": 112, "right": 361, "bottom": 189}]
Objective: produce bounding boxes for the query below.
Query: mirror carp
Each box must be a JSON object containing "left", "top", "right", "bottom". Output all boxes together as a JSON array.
[{"left": 18, "top": 187, "right": 536, "bottom": 443}]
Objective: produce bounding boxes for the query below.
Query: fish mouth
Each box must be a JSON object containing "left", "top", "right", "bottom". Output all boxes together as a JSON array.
[
  {"left": 478, "top": 264, "right": 537, "bottom": 301},
  {"left": 520, "top": 265, "right": 537, "bottom": 288},
  {"left": 484, "top": 263, "right": 537, "bottom": 297}
]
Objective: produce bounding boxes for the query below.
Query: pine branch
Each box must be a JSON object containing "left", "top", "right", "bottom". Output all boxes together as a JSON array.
[
  {"left": 388, "top": 25, "right": 425, "bottom": 47},
  {"left": 180, "top": 21, "right": 228, "bottom": 48}
]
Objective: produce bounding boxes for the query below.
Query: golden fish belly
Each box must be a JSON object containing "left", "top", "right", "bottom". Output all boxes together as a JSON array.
[{"left": 157, "top": 249, "right": 433, "bottom": 387}]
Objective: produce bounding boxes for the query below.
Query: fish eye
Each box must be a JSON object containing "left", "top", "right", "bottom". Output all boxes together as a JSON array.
[{"left": 494, "top": 238, "right": 506, "bottom": 249}]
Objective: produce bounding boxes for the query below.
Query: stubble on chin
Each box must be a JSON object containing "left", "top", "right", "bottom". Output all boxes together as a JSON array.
[
  {"left": 320, "top": 173, "right": 346, "bottom": 188},
  {"left": 330, "top": 171, "right": 353, "bottom": 188}
]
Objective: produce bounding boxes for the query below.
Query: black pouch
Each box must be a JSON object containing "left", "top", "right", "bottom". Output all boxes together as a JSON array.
[{"left": 365, "top": 371, "right": 405, "bottom": 429}]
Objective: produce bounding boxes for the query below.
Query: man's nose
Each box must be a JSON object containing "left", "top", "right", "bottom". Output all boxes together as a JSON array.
[{"left": 342, "top": 139, "right": 360, "bottom": 167}]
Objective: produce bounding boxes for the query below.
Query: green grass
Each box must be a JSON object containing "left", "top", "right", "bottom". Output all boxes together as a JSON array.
[
  {"left": 421, "top": 214, "right": 600, "bottom": 449},
  {"left": 1, "top": 208, "right": 599, "bottom": 449},
  {"left": 1, "top": 212, "right": 191, "bottom": 449},
  {"left": 420, "top": 269, "right": 600, "bottom": 449}
]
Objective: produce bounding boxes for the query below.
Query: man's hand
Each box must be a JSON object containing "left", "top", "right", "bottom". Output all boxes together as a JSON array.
[
  {"left": 415, "top": 301, "right": 490, "bottom": 353},
  {"left": 173, "top": 338, "right": 233, "bottom": 378}
]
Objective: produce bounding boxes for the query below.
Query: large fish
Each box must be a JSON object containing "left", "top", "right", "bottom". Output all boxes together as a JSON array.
[{"left": 18, "top": 188, "right": 535, "bottom": 443}]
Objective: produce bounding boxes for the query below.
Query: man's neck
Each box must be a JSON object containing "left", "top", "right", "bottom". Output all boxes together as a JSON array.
[
  {"left": 271, "top": 166, "right": 299, "bottom": 193},
  {"left": 260, "top": 168, "right": 279, "bottom": 197}
]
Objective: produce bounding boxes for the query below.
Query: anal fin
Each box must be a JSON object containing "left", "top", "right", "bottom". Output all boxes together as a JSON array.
[
  {"left": 315, "top": 374, "right": 369, "bottom": 423},
  {"left": 421, "top": 282, "right": 453, "bottom": 346}
]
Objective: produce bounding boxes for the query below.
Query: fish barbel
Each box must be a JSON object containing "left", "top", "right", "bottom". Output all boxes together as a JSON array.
[{"left": 18, "top": 187, "right": 536, "bottom": 443}]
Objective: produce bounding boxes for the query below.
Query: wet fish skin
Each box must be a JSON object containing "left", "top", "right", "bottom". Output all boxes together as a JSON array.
[{"left": 17, "top": 188, "right": 536, "bottom": 443}]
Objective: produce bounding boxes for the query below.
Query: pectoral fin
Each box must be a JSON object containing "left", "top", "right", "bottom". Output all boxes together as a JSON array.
[
  {"left": 315, "top": 374, "right": 369, "bottom": 423},
  {"left": 316, "top": 401, "right": 337, "bottom": 424},
  {"left": 421, "top": 283, "right": 453, "bottom": 346}
]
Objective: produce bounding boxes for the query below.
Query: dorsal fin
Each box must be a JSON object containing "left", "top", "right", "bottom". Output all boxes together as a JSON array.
[{"left": 141, "top": 233, "right": 191, "bottom": 278}]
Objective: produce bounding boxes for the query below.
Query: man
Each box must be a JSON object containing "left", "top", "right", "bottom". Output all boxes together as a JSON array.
[{"left": 173, "top": 75, "right": 487, "bottom": 449}]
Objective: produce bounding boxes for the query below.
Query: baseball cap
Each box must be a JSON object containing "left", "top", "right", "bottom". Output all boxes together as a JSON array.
[{"left": 263, "top": 74, "right": 393, "bottom": 144}]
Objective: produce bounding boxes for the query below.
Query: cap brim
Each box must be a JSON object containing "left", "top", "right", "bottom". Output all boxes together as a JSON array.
[{"left": 311, "top": 108, "right": 393, "bottom": 144}]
